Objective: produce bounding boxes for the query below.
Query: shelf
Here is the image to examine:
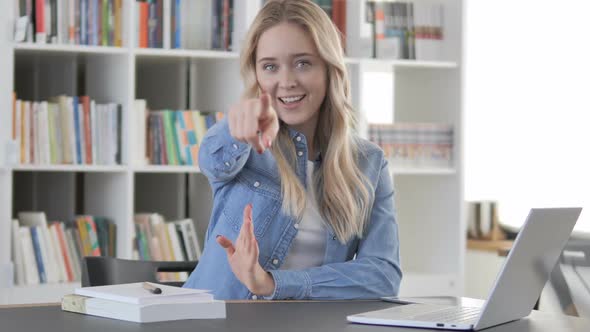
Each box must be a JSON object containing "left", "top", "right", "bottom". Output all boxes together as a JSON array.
[
  {"left": 11, "top": 165, "right": 128, "bottom": 173},
  {"left": 133, "top": 48, "right": 239, "bottom": 60},
  {"left": 14, "top": 43, "right": 129, "bottom": 55},
  {"left": 391, "top": 167, "right": 457, "bottom": 175},
  {"left": 467, "top": 239, "right": 513, "bottom": 256},
  {"left": 0, "top": 282, "right": 80, "bottom": 305},
  {"left": 133, "top": 165, "right": 201, "bottom": 173},
  {"left": 345, "top": 57, "right": 458, "bottom": 70}
]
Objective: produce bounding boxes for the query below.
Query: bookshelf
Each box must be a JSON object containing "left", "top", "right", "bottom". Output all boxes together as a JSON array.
[{"left": 0, "top": 0, "right": 464, "bottom": 304}]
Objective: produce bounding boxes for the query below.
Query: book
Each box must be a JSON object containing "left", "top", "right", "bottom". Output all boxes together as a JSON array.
[
  {"left": 74, "top": 282, "right": 214, "bottom": 305},
  {"left": 11, "top": 220, "right": 25, "bottom": 286},
  {"left": 61, "top": 294, "right": 226, "bottom": 323},
  {"left": 172, "top": 219, "right": 202, "bottom": 261},
  {"left": 29, "top": 227, "right": 47, "bottom": 283},
  {"left": 20, "top": 227, "right": 40, "bottom": 285}
]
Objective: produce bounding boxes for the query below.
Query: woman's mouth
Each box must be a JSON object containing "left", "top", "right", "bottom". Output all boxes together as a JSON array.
[{"left": 278, "top": 94, "right": 306, "bottom": 109}]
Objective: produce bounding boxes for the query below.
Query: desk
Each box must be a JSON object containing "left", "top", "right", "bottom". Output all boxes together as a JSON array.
[{"left": 1, "top": 300, "right": 589, "bottom": 331}]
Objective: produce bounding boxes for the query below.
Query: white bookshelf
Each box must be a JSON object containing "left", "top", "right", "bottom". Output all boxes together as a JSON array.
[
  {"left": 133, "top": 165, "right": 202, "bottom": 174},
  {"left": 392, "top": 167, "right": 457, "bottom": 176},
  {"left": 0, "top": 0, "right": 464, "bottom": 304},
  {"left": 12, "top": 165, "right": 128, "bottom": 173},
  {"left": 344, "top": 57, "right": 458, "bottom": 69},
  {"left": 134, "top": 48, "right": 240, "bottom": 60},
  {"left": 14, "top": 43, "right": 129, "bottom": 55}
]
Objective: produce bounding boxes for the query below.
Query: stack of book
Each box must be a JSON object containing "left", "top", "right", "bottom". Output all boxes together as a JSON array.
[
  {"left": 134, "top": 0, "right": 234, "bottom": 50},
  {"left": 316, "top": 0, "right": 446, "bottom": 60},
  {"left": 62, "top": 282, "right": 226, "bottom": 322},
  {"left": 11, "top": 211, "right": 116, "bottom": 286},
  {"left": 134, "top": 100, "right": 223, "bottom": 166},
  {"left": 368, "top": 122, "right": 453, "bottom": 169},
  {"left": 133, "top": 213, "right": 201, "bottom": 282},
  {"left": 12, "top": 93, "right": 122, "bottom": 166},
  {"left": 14, "top": 0, "right": 124, "bottom": 46},
  {"left": 369, "top": 0, "right": 444, "bottom": 60}
]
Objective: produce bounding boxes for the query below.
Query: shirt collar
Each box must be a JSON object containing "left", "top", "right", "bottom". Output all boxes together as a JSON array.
[{"left": 285, "top": 126, "right": 322, "bottom": 163}]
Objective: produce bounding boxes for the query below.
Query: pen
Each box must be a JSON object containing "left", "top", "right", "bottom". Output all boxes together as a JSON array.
[{"left": 142, "top": 282, "right": 162, "bottom": 294}]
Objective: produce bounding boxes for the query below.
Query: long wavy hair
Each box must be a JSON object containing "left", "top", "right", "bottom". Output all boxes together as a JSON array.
[{"left": 239, "top": 0, "right": 373, "bottom": 243}]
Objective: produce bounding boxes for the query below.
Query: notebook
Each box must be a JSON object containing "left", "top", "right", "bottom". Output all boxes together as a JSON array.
[
  {"left": 347, "top": 207, "right": 582, "bottom": 330},
  {"left": 74, "top": 282, "right": 213, "bottom": 305},
  {"left": 62, "top": 294, "right": 226, "bottom": 323},
  {"left": 64, "top": 282, "right": 224, "bottom": 322}
]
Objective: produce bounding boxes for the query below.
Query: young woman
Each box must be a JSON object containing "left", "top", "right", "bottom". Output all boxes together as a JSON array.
[{"left": 183, "top": 0, "right": 402, "bottom": 300}]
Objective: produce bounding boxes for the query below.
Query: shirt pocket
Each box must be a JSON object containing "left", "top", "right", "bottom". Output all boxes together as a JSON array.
[{"left": 221, "top": 172, "right": 281, "bottom": 238}]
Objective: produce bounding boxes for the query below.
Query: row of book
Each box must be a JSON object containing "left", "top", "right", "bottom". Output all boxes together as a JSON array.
[
  {"left": 11, "top": 212, "right": 116, "bottom": 286},
  {"left": 370, "top": 0, "right": 444, "bottom": 60},
  {"left": 135, "top": 0, "right": 234, "bottom": 51},
  {"left": 133, "top": 213, "right": 202, "bottom": 281},
  {"left": 14, "top": 0, "right": 124, "bottom": 46},
  {"left": 11, "top": 94, "right": 122, "bottom": 165},
  {"left": 135, "top": 100, "right": 222, "bottom": 166},
  {"left": 268, "top": 0, "right": 445, "bottom": 60},
  {"left": 313, "top": 0, "right": 347, "bottom": 45},
  {"left": 368, "top": 122, "right": 453, "bottom": 168}
]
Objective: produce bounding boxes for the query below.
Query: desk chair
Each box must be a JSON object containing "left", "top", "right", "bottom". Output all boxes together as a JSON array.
[{"left": 81, "top": 256, "right": 197, "bottom": 288}]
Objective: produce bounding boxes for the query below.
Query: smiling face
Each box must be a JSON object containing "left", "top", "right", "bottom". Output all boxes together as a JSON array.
[{"left": 255, "top": 22, "right": 328, "bottom": 138}]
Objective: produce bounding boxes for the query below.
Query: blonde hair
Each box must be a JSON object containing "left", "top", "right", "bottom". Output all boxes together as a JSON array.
[{"left": 239, "top": 0, "right": 373, "bottom": 243}]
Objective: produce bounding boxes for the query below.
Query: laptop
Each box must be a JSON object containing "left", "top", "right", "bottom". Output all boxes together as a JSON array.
[{"left": 347, "top": 207, "right": 582, "bottom": 330}]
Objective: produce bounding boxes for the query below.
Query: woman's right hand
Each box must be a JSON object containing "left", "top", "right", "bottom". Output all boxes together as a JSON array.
[{"left": 228, "top": 92, "right": 279, "bottom": 154}]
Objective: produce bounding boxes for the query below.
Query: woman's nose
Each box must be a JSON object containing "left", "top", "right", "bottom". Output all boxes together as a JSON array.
[{"left": 278, "top": 69, "right": 298, "bottom": 89}]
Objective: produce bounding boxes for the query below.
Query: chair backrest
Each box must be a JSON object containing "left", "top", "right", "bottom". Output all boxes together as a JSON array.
[{"left": 82, "top": 256, "right": 197, "bottom": 287}]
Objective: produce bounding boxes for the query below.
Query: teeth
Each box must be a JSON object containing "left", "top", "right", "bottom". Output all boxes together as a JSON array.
[{"left": 280, "top": 95, "right": 304, "bottom": 104}]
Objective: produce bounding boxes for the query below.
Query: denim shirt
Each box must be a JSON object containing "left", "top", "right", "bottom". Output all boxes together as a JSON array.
[{"left": 183, "top": 118, "right": 402, "bottom": 300}]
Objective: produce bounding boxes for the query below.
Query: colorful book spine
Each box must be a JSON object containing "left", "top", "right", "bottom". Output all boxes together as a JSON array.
[
  {"left": 30, "top": 226, "right": 47, "bottom": 283},
  {"left": 174, "top": 0, "right": 181, "bottom": 48},
  {"left": 72, "top": 96, "right": 82, "bottom": 164},
  {"left": 54, "top": 222, "right": 74, "bottom": 282},
  {"left": 35, "top": 0, "right": 46, "bottom": 43},
  {"left": 80, "top": 96, "right": 93, "bottom": 164},
  {"left": 167, "top": 111, "right": 182, "bottom": 165},
  {"left": 139, "top": 1, "right": 149, "bottom": 48},
  {"left": 114, "top": 0, "right": 122, "bottom": 46},
  {"left": 85, "top": 216, "right": 102, "bottom": 256}
]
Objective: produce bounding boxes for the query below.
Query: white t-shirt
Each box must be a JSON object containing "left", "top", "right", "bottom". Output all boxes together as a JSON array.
[{"left": 281, "top": 161, "right": 327, "bottom": 270}]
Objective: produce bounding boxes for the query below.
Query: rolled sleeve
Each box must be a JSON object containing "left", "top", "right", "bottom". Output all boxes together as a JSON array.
[
  {"left": 198, "top": 118, "right": 251, "bottom": 188},
  {"left": 266, "top": 269, "right": 312, "bottom": 300}
]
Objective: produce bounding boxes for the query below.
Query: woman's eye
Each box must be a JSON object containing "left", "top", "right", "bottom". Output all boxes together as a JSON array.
[
  {"left": 263, "top": 64, "right": 277, "bottom": 71},
  {"left": 296, "top": 61, "right": 310, "bottom": 69}
]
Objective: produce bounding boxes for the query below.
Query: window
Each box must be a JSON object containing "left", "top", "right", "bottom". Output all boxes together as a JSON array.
[{"left": 464, "top": 0, "right": 590, "bottom": 233}]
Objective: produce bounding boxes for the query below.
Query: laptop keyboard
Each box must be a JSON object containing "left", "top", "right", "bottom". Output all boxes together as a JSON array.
[{"left": 413, "top": 307, "right": 481, "bottom": 324}]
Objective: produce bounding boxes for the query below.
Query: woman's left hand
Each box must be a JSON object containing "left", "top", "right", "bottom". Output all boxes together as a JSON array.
[{"left": 216, "top": 204, "right": 275, "bottom": 296}]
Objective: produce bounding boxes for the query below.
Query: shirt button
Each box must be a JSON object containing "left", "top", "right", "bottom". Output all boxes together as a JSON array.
[
  {"left": 272, "top": 258, "right": 279, "bottom": 265},
  {"left": 251, "top": 295, "right": 258, "bottom": 300},
  {"left": 254, "top": 181, "right": 260, "bottom": 188},
  {"left": 332, "top": 236, "right": 337, "bottom": 241},
  {"left": 297, "top": 151, "right": 303, "bottom": 157},
  {"left": 294, "top": 223, "right": 300, "bottom": 229},
  {"left": 224, "top": 162, "right": 230, "bottom": 167},
  {"left": 296, "top": 136, "right": 302, "bottom": 142},
  {"left": 233, "top": 144, "right": 238, "bottom": 150}
]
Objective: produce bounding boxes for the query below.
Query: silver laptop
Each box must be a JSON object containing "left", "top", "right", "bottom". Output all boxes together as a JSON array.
[{"left": 348, "top": 207, "right": 582, "bottom": 330}]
